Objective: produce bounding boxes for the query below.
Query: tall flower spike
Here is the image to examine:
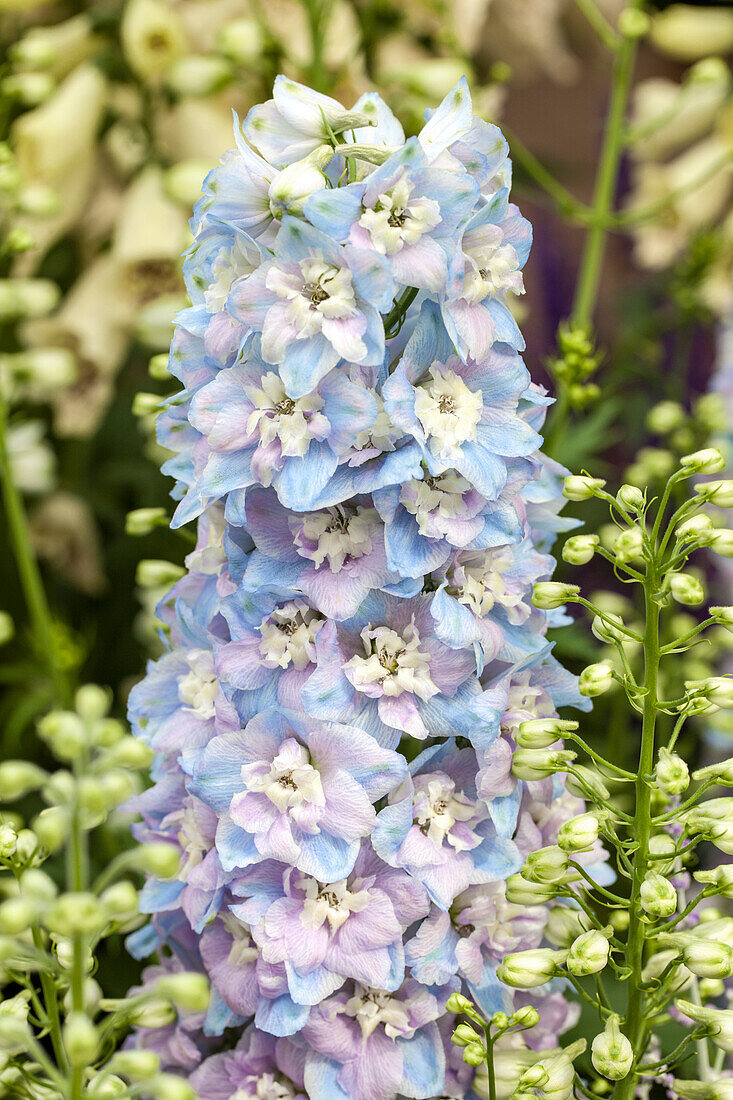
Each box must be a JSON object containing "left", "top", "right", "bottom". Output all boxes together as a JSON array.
[{"left": 127, "top": 76, "right": 587, "bottom": 1100}]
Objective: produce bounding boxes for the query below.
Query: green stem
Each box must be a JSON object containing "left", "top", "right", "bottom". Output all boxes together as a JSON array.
[
  {"left": 0, "top": 391, "right": 68, "bottom": 704},
  {"left": 304, "top": 0, "right": 333, "bottom": 93},
  {"left": 614, "top": 572, "right": 660, "bottom": 1100},
  {"left": 485, "top": 1028, "right": 497, "bottom": 1100},
  {"left": 69, "top": 753, "right": 90, "bottom": 1100},
  {"left": 571, "top": 4, "right": 644, "bottom": 330},
  {"left": 572, "top": 0, "right": 621, "bottom": 50}
]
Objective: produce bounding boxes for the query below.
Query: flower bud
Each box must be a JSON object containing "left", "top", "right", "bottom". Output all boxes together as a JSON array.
[
  {"left": 45, "top": 892, "right": 107, "bottom": 936},
  {"left": 37, "top": 711, "right": 87, "bottom": 759},
  {"left": 90, "top": 1073, "right": 128, "bottom": 1097},
  {"left": 710, "top": 606, "right": 733, "bottom": 630},
  {"left": 216, "top": 18, "right": 264, "bottom": 64},
  {"left": 100, "top": 881, "right": 139, "bottom": 923},
  {"left": 105, "top": 736, "right": 154, "bottom": 770},
  {"left": 655, "top": 747, "right": 690, "bottom": 795},
  {"left": 0, "top": 825, "right": 17, "bottom": 859},
  {"left": 505, "top": 874, "right": 557, "bottom": 906},
  {"left": 545, "top": 907, "right": 589, "bottom": 948},
  {"left": 0, "top": 278, "right": 59, "bottom": 320},
  {"left": 0, "top": 760, "right": 46, "bottom": 801},
  {"left": 640, "top": 871, "right": 677, "bottom": 920},
  {"left": 616, "top": 484, "right": 646, "bottom": 511},
  {"left": 269, "top": 147, "right": 331, "bottom": 219},
  {"left": 148, "top": 352, "right": 170, "bottom": 381},
  {"left": 63, "top": 1012, "right": 98, "bottom": 1066},
  {"left": 135, "top": 559, "right": 185, "bottom": 588},
  {"left": 165, "top": 55, "right": 232, "bottom": 98},
  {"left": 694, "top": 866, "right": 733, "bottom": 898},
  {"left": 591, "top": 612, "right": 627, "bottom": 644},
  {"left": 108, "top": 1050, "right": 161, "bottom": 1080},
  {"left": 578, "top": 661, "right": 614, "bottom": 697},
  {"left": 20, "top": 868, "right": 57, "bottom": 903},
  {"left": 676, "top": 514, "right": 714, "bottom": 541},
  {"left": 614, "top": 527, "right": 644, "bottom": 562},
  {"left": 497, "top": 948, "right": 565, "bottom": 989},
  {"left": 522, "top": 846, "right": 569, "bottom": 885},
  {"left": 564, "top": 765, "right": 610, "bottom": 801},
  {"left": 138, "top": 843, "right": 180, "bottom": 878},
  {"left": 682, "top": 449, "right": 727, "bottom": 474},
  {"left": 563, "top": 475, "right": 606, "bottom": 501},
  {"left": 156, "top": 972, "right": 209, "bottom": 1012},
  {"left": 445, "top": 991, "right": 474, "bottom": 1015},
  {"left": 132, "top": 392, "right": 162, "bottom": 418},
  {"left": 146, "top": 1075, "right": 196, "bottom": 1100},
  {"left": 675, "top": 1081, "right": 733, "bottom": 1100},
  {"left": 33, "top": 806, "right": 68, "bottom": 851},
  {"left": 670, "top": 572, "right": 705, "bottom": 606},
  {"left": 687, "top": 677, "right": 733, "bottom": 709},
  {"left": 0, "top": 1014, "right": 29, "bottom": 1050},
  {"left": 462, "top": 1042, "right": 487, "bottom": 1067},
  {"left": 0, "top": 897, "right": 38, "bottom": 934},
  {"left": 591, "top": 1015, "right": 633, "bottom": 1081},
  {"left": 562, "top": 535, "right": 599, "bottom": 565},
  {"left": 511, "top": 1006, "right": 540, "bottom": 1029},
  {"left": 0, "top": 611, "right": 13, "bottom": 647},
  {"left": 531, "top": 582, "right": 580, "bottom": 610},
  {"left": 648, "top": 401, "right": 685, "bottom": 435},
  {"left": 74, "top": 684, "right": 110, "bottom": 724},
  {"left": 566, "top": 929, "right": 610, "bottom": 976},
  {"left": 709, "top": 530, "right": 733, "bottom": 558},
  {"left": 511, "top": 748, "right": 576, "bottom": 781},
  {"left": 121, "top": 0, "right": 187, "bottom": 80},
  {"left": 557, "top": 812, "right": 600, "bottom": 853},
  {"left": 696, "top": 479, "right": 733, "bottom": 507},
  {"left": 682, "top": 940, "right": 733, "bottom": 979},
  {"left": 515, "top": 718, "right": 578, "bottom": 749},
  {"left": 129, "top": 997, "right": 177, "bottom": 1028},
  {"left": 451, "top": 1022, "right": 482, "bottom": 1047},
  {"left": 126, "top": 507, "right": 168, "bottom": 536},
  {"left": 675, "top": 999, "right": 733, "bottom": 1053}
]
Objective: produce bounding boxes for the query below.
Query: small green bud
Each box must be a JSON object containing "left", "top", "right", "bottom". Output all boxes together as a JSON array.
[
  {"left": 522, "top": 846, "right": 569, "bottom": 885},
  {"left": 445, "top": 991, "right": 474, "bottom": 1015},
  {"left": 165, "top": 55, "right": 232, "bottom": 98},
  {"left": 566, "top": 929, "right": 610, "bottom": 976},
  {"left": 37, "top": 711, "right": 87, "bottom": 760},
  {"left": 640, "top": 871, "right": 677, "bottom": 920},
  {"left": 591, "top": 612, "right": 627, "bottom": 644},
  {"left": 565, "top": 765, "right": 610, "bottom": 801},
  {"left": 562, "top": 535, "right": 599, "bottom": 565},
  {"left": 0, "top": 760, "right": 47, "bottom": 801},
  {"left": 710, "top": 606, "right": 733, "bottom": 630},
  {"left": 497, "top": 948, "right": 565, "bottom": 989},
  {"left": 709, "top": 530, "right": 733, "bottom": 558},
  {"left": 156, "top": 972, "right": 209, "bottom": 1012},
  {"left": 647, "top": 401, "right": 685, "bottom": 434},
  {"left": 105, "top": 736, "right": 155, "bottom": 770},
  {"left": 14, "top": 828, "right": 40, "bottom": 862},
  {"left": 578, "top": 661, "right": 614, "bottom": 697},
  {"left": 74, "top": 685, "right": 110, "bottom": 723},
  {"left": 613, "top": 527, "right": 643, "bottom": 562},
  {"left": 33, "top": 806, "right": 69, "bottom": 851},
  {"left": 0, "top": 612, "right": 13, "bottom": 646},
  {"left": 216, "top": 18, "right": 263, "bottom": 63},
  {"left": 0, "top": 897, "right": 39, "bottom": 934},
  {"left": 126, "top": 507, "right": 169, "bottom": 536},
  {"left": 20, "top": 868, "right": 57, "bottom": 902},
  {"left": 696, "top": 480, "right": 733, "bottom": 507},
  {"left": 511, "top": 748, "right": 576, "bottom": 781},
  {"left": 505, "top": 874, "right": 557, "bottom": 906},
  {"left": 108, "top": 1050, "right": 161, "bottom": 1079},
  {"left": 682, "top": 941, "right": 733, "bottom": 980},
  {"left": 148, "top": 353, "right": 171, "bottom": 380},
  {"left": 136, "top": 560, "right": 186, "bottom": 588},
  {"left": 616, "top": 484, "right": 645, "bottom": 511},
  {"left": 63, "top": 1012, "right": 98, "bottom": 1066},
  {"left": 669, "top": 572, "right": 705, "bottom": 606},
  {"left": 655, "top": 747, "right": 690, "bottom": 795},
  {"left": 515, "top": 718, "right": 578, "bottom": 748},
  {"left": 591, "top": 1014, "right": 633, "bottom": 1081},
  {"left": 0, "top": 825, "right": 17, "bottom": 859},
  {"left": 563, "top": 475, "right": 606, "bottom": 501},
  {"left": 557, "top": 812, "right": 600, "bottom": 853},
  {"left": 46, "top": 892, "right": 107, "bottom": 936},
  {"left": 681, "top": 449, "right": 726, "bottom": 475},
  {"left": 100, "top": 880, "right": 139, "bottom": 922},
  {"left": 129, "top": 998, "right": 177, "bottom": 1028},
  {"left": 545, "top": 907, "right": 589, "bottom": 948},
  {"left": 462, "top": 1043, "right": 487, "bottom": 1067},
  {"left": 511, "top": 1005, "right": 540, "bottom": 1029},
  {"left": 451, "top": 1022, "right": 481, "bottom": 1046},
  {"left": 146, "top": 1075, "right": 197, "bottom": 1100},
  {"left": 531, "top": 582, "right": 580, "bottom": 610},
  {"left": 132, "top": 392, "right": 162, "bottom": 418},
  {"left": 687, "top": 677, "right": 733, "bottom": 709},
  {"left": 138, "top": 843, "right": 181, "bottom": 878}
]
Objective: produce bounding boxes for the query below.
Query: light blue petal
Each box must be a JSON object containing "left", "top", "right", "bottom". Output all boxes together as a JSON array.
[
  {"left": 397, "top": 1024, "right": 445, "bottom": 1099},
  {"left": 276, "top": 443, "right": 339, "bottom": 511},
  {"left": 255, "top": 993, "right": 310, "bottom": 1037},
  {"left": 285, "top": 962, "right": 344, "bottom": 1005}
]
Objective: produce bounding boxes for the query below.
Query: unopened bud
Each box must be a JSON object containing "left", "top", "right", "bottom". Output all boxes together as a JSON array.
[
  {"left": 105, "top": 737, "right": 154, "bottom": 770},
  {"left": 616, "top": 484, "right": 645, "bottom": 511},
  {"left": 138, "top": 843, "right": 180, "bottom": 878},
  {"left": 37, "top": 711, "right": 87, "bottom": 759},
  {"left": 579, "top": 662, "right": 614, "bottom": 697},
  {"left": 709, "top": 530, "right": 733, "bottom": 558},
  {"left": 156, "top": 972, "right": 209, "bottom": 1012},
  {"left": 563, "top": 475, "right": 606, "bottom": 501},
  {"left": 516, "top": 718, "right": 578, "bottom": 749},
  {"left": 270, "top": 147, "right": 331, "bottom": 218},
  {"left": 511, "top": 748, "right": 576, "bottom": 781},
  {"left": 0, "top": 760, "right": 46, "bottom": 801},
  {"left": 614, "top": 527, "right": 644, "bottom": 562},
  {"left": 682, "top": 941, "right": 733, "bottom": 979},
  {"left": 655, "top": 747, "right": 690, "bottom": 795},
  {"left": 126, "top": 507, "right": 168, "bottom": 536},
  {"left": 33, "top": 806, "right": 68, "bottom": 851},
  {"left": 511, "top": 1005, "right": 540, "bottom": 1029},
  {"left": 129, "top": 997, "right": 177, "bottom": 1028},
  {"left": 682, "top": 449, "right": 726, "bottom": 475},
  {"left": 545, "top": 907, "right": 589, "bottom": 947},
  {"left": 562, "top": 535, "right": 599, "bottom": 565},
  {"left": 451, "top": 1022, "right": 482, "bottom": 1047},
  {"left": 591, "top": 613, "right": 627, "bottom": 644},
  {"left": 462, "top": 1042, "right": 486, "bottom": 1067},
  {"left": 558, "top": 812, "right": 600, "bottom": 852},
  {"left": 0, "top": 825, "right": 17, "bottom": 859},
  {"left": 591, "top": 1014, "right": 633, "bottom": 1080},
  {"left": 146, "top": 1074, "right": 196, "bottom": 1100},
  {"left": 445, "top": 991, "right": 474, "bottom": 1015},
  {"left": 497, "top": 948, "right": 565, "bottom": 989},
  {"left": 670, "top": 572, "right": 704, "bottom": 606},
  {"left": 136, "top": 560, "right": 185, "bottom": 588},
  {"left": 695, "top": 866, "right": 733, "bottom": 898},
  {"left": 505, "top": 874, "right": 557, "bottom": 905},
  {"left": 0, "top": 278, "right": 59, "bottom": 320},
  {"left": 696, "top": 480, "right": 733, "bottom": 507},
  {"left": 648, "top": 401, "right": 685, "bottom": 435},
  {"left": 677, "top": 514, "right": 714, "bottom": 541},
  {"left": 108, "top": 1050, "right": 161, "bottom": 1080},
  {"left": 63, "top": 1012, "right": 98, "bottom": 1066},
  {"left": 710, "top": 606, "right": 733, "bottom": 630},
  {"left": 532, "top": 582, "right": 580, "bottom": 610},
  {"left": 165, "top": 55, "right": 232, "bottom": 98},
  {"left": 523, "top": 846, "right": 569, "bottom": 885},
  {"left": 216, "top": 18, "right": 264, "bottom": 64},
  {"left": 0, "top": 897, "right": 38, "bottom": 934},
  {"left": 100, "top": 881, "right": 139, "bottom": 922},
  {"left": 566, "top": 929, "right": 610, "bottom": 976},
  {"left": 45, "top": 892, "right": 107, "bottom": 936},
  {"left": 688, "top": 677, "right": 733, "bottom": 709},
  {"left": 640, "top": 871, "right": 677, "bottom": 920},
  {"left": 74, "top": 684, "right": 110, "bottom": 724}
]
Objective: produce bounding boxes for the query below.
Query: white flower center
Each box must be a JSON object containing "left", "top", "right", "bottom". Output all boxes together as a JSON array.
[
  {"left": 266, "top": 254, "right": 358, "bottom": 339},
  {"left": 399, "top": 470, "right": 472, "bottom": 534},
  {"left": 414, "top": 366, "right": 483, "bottom": 458},
  {"left": 177, "top": 648, "right": 218, "bottom": 719},
  {"left": 345, "top": 622, "right": 438, "bottom": 700},
  {"left": 258, "top": 600, "right": 325, "bottom": 670},
  {"left": 449, "top": 548, "right": 531, "bottom": 624},
  {"left": 245, "top": 372, "right": 325, "bottom": 460},
  {"left": 353, "top": 394, "right": 402, "bottom": 454},
  {"left": 343, "top": 985, "right": 412, "bottom": 1040},
  {"left": 242, "top": 739, "right": 325, "bottom": 815},
  {"left": 220, "top": 912, "right": 259, "bottom": 968},
  {"left": 358, "top": 176, "right": 441, "bottom": 256},
  {"left": 299, "top": 875, "right": 371, "bottom": 933},
  {"left": 172, "top": 802, "right": 208, "bottom": 877},
  {"left": 203, "top": 240, "right": 257, "bottom": 313},
  {"left": 461, "top": 224, "right": 524, "bottom": 304},
  {"left": 413, "top": 774, "right": 478, "bottom": 849},
  {"left": 232, "top": 1074, "right": 297, "bottom": 1100},
  {"left": 293, "top": 505, "right": 378, "bottom": 571}
]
